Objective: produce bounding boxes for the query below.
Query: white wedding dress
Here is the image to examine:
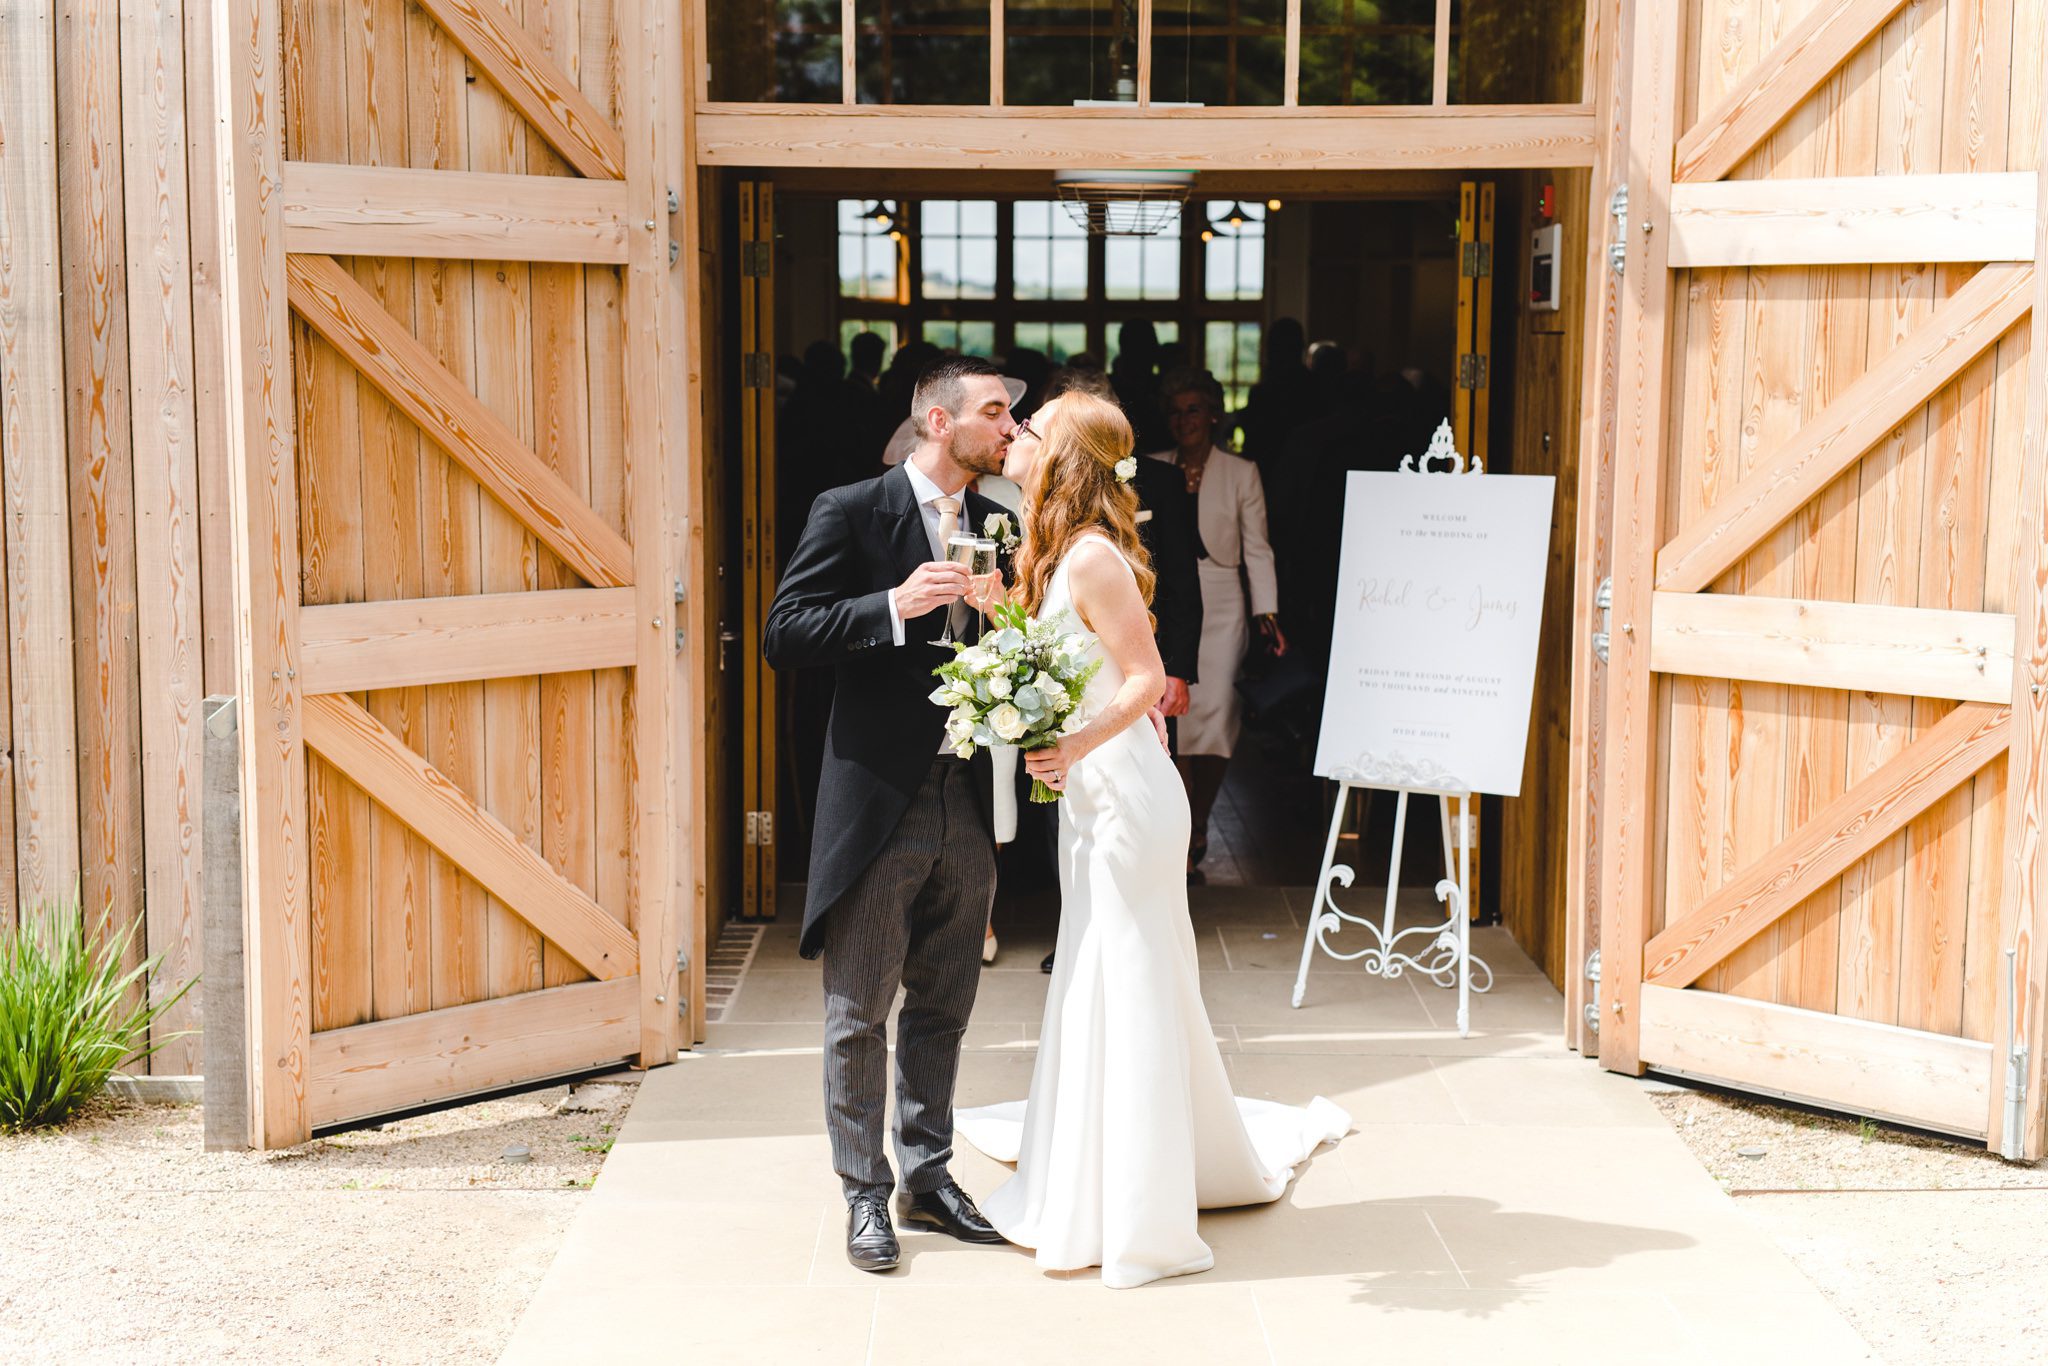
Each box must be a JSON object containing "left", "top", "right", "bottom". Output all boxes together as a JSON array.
[{"left": 957, "top": 534, "right": 1351, "bottom": 1289}]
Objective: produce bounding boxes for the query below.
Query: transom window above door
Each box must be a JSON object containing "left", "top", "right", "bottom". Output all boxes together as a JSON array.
[{"left": 707, "top": 0, "right": 1587, "bottom": 106}]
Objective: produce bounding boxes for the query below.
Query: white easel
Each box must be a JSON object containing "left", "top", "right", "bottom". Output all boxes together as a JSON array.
[{"left": 1289, "top": 422, "right": 1496, "bottom": 1036}]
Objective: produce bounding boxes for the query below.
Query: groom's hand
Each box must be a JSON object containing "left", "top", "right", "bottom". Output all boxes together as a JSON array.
[{"left": 894, "top": 561, "right": 972, "bottom": 619}]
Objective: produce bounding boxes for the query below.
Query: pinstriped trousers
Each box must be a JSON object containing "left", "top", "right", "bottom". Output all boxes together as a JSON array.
[{"left": 822, "top": 756, "right": 996, "bottom": 1202}]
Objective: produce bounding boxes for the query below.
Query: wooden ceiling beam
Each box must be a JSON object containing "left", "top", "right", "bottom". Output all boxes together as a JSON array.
[{"left": 694, "top": 105, "right": 1599, "bottom": 171}]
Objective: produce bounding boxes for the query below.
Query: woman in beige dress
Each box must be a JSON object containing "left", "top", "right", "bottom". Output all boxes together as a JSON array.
[{"left": 1147, "top": 369, "right": 1286, "bottom": 878}]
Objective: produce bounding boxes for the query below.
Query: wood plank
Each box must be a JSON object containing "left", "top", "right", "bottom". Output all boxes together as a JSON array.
[
  {"left": 179, "top": 0, "right": 235, "bottom": 700},
  {"left": 119, "top": 0, "right": 206, "bottom": 1072},
  {"left": 1778, "top": 32, "right": 1879, "bottom": 1026},
  {"left": 214, "top": 0, "right": 313, "bottom": 1147},
  {"left": 693, "top": 107, "right": 1601, "bottom": 171},
  {"left": 1431, "top": 0, "right": 1451, "bottom": 105},
  {"left": 1674, "top": 0, "right": 1909, "bottom": 183},
  {"left": 302, "top": 692, "right": 637, "bottom": 981},
  {"left": 0, "top": 0, "right": 82, "bottom": 911},
  {"left": 1904, "top": 5, "right": 2013, "bottom": 1043},
  {"left": 1596, "top": 0, "right": 1683, "bottom": 1075},
  {"left": 287, "top": 0, "right": 373, "bottom": 1038},
  {"left": 1667, "top": 172, "right": 2038, "bottom": 266},
  {"left": 347, "top": 0, "right": 432, "bottom": 1024},
  {"left": 623, "top": 0, "right": 681, "bottom": 1065},
  {"left": 405, "top": 0, "right": 490, "bottom": 1016},
  {"left": 284, "top": 252, "right": 634, "bottom": 588},
  {"left": 1653, "top": 262, "right": 2034, "bottom": 597},
  {"left": 1644, "top": 701, "right": 2011, "bottom": 990},
  {"left": 307, "top": 976, "right": 637, "bottom": 1127},
  {"left": 1649, "top": 594, "right": 2016, "bottom": 703},
  {"left": 413, "top": 0, "right": 626, "bottom": 179},
  {"left": 527, "top": 0, "right": 596, "bottom": 992},
  {"left": 1639, "top": 983, "right": 1992, "bottom": 1138},
  {"left": 674, "top": 25, "right": 710, "bottom": 1045},
  {"left": 282, "top": 162, "right": 632, "bottom": 263},
  {"left": 1991, "top": 47, "right": 2048, "bottom": 1158},
  {"left": 466, "top": 0, "right": 545, "bottom": 1007},
  {"left": 1562, "top": 0, "right": 1627, "bottom": 1055},
  {"left": 302, "top": 592, "right": 635, "bottom": 695}
]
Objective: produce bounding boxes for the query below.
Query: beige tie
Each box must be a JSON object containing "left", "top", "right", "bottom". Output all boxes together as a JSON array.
[{"left": 933, "top": 496, "right": 964, "bottom": 635}]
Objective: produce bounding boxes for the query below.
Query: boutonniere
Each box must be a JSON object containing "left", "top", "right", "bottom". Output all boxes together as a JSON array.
[{"left": 983, "top": 511, "right": 1019, "bottom": 553}]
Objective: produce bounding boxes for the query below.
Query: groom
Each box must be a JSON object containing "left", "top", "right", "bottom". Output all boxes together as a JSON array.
[{"left": 764, "top": 356, "right": 1017, "bottom": 1272}]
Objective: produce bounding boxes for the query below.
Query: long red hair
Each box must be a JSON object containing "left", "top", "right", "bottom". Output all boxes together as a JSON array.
[{"left": 1013, "top": 391, "right": 1157, "bottom": 626}]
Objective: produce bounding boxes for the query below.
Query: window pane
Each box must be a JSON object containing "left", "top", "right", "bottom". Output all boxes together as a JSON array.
[
  {"left": 1014, "top": 240, "right": 1053, "bottom": 301},
  {"left": 924, "top": 200, "right": 959, "bottom": 237},
  {"left": 1016, "top": 200, "right": 1051, "bottom": 236},
  {"left": 840, "top": 319, "right": 900, "bottom": 354},
  {"left": 1205, "top": 320, "right": 1262, "bottom": 412},
  {"left": 1202, "top": 201, "right": 1266, "bottom": 301},
  {"left": 710, "top": 0, "right": 842, "bottom": 102},
  {"left": 1151, "top": 0, "right": 1286, "bottom": 106},
  {"left": 1051, "top": 239, "right": 1089, "bottom": 300},
  {"left": 1298, "top": 0, "right": 1435, "bottom": 106},
  {"left": 1106, "top": 236, "right": 1181, "bottom": 300},
  {"left": 922, "top": 239, "right": 960, "bottom": 299},
  {"left": 838, "top": 200, "right": 901, "bottom": 300},
  {"left": 958, "top": 239, "right": 998, "bottom": 299},
  {"left": 857, "top": 0, "right": 990, "bottom": 104},
  {"left": 1453, "top": 0, "right": 1583, "bottom": 104},
  {"left": 1004, "top": 1, "right": 1135, "bottom": 104}
]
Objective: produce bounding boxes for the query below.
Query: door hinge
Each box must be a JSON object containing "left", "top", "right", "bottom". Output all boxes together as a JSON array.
[
  {"left": 1608, "top": 184, "right": 1629, "bottom": 273},
  {"left": 672, "top": 576, "right": 687, "bottom": 651},
  {"left": 1456, "top": 353, "right": 1489, "bottom": 390},
  {"left": 1583, "top": 947, "right": 1602, "bottom": 1035},
  {"left": 742, "top": 352, "right": 773, "bottom": 388},
  {"left": 1592, "top": 576, "right": 1613, "bottom": 663},
  {"left": 741, "top": 241, "right": 772, "bottom": 277},
  {"left": 1460, "top": 240, "right": 1493, "bottom": 279},
  {"left": 744, "top": 810, "right": 775, "bottom": 846},
  {"left": 675, "top": 948, "right": 690, "bottom": 1017}
]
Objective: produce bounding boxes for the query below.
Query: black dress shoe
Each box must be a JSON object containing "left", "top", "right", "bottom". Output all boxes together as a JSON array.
[
  {"left": 895, "top": 1181, "right": 1006, "bottom": 1244},
  {"left": 1040, "top": 949, "right": 1055, "bottom": 974},
  {"left": 845, "top": 1194, "right": 900, "bottom": 1272}
]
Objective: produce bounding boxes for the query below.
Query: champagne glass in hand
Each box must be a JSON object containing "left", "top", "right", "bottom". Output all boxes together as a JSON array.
[
  {"left": 971, "top": 538, "right": 1000, "bottom": 633},
  {"left": 934, "top": 534, "right": 981, "bottom": 648}
]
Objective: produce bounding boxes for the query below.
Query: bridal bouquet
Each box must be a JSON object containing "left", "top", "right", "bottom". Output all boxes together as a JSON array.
[{"left": 930, "top": 602, "right": 1100, "bottom": 803}]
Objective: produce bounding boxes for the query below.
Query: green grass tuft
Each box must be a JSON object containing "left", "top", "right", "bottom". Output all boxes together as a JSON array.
[{"left": 0, "top": 900, "right": 196, "bottom": 1132}]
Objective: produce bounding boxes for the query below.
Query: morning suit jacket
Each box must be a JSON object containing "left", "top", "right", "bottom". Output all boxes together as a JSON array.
[
  {"left": 763, "top": 463, "right": 1007, "bottom": 959},
  {"left": 1130, "top": 455, "right": 1205, "bottom": 684}
]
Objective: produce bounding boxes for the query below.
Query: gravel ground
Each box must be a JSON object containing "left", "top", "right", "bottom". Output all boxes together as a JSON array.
[
  {"left": 0, "top": 1079, "right": 636, "bottom": 1365},
  {"left": 1652, "top": 1085, "right": 2048, "bottom": 1364}
]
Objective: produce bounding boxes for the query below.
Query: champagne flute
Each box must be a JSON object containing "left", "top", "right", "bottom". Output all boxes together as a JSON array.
[
  {"left": 971, "top": 538, "right": 1000, "bottom": 635},
  {"left": 934, "top": 533, "right": 981, "bottom": 648}
]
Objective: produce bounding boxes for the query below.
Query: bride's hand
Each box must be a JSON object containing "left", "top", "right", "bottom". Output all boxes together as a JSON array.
[
  {"left": 965, "top": 569, "right": 1006, "bottom": 614},
  {"left": 1025, "top": 737, "right": 1086, "bottom": 793}
]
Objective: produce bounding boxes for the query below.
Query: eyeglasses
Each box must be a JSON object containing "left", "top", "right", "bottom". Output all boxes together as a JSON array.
[{"left": 1012, "top": 417, "right": 1038, "bottom": 442}]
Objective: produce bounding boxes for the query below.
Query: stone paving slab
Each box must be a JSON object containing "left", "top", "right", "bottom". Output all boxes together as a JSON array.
[{"left": 503, "top": 888, "right": 1876, "bottom": 1364}]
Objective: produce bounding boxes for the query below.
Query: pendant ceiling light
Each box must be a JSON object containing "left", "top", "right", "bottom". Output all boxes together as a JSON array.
[{"left": 1053, "top": 170, "right": 1196, "bottom": 237}]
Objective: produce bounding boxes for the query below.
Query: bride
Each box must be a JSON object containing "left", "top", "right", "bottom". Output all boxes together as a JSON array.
[{"left": 957, "top": 390, "right": 1350, "bottom": 1289}]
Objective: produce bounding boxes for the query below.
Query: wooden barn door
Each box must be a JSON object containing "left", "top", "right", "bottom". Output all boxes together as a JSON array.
[
  {"left": 1597, "top": 0, "right": 2048, "bottom": 1155},
  {"left": 213, "top": 0, "right": 703, "bottom": 1147}
]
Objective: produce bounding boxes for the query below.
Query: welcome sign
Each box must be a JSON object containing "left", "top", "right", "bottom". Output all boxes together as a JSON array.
[{"left": 1312, "top": 469, "right": 1556, "bottom": 797}]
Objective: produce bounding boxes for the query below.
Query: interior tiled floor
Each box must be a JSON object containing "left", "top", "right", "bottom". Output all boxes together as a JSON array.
[{"left": 504, "top": 886, "right": 1874, "bottom": 1365}]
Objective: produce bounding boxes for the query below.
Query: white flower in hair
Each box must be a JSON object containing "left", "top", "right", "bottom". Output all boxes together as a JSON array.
[{"left": 1114, "top": 456, "right": 1138, "bottom": 483}]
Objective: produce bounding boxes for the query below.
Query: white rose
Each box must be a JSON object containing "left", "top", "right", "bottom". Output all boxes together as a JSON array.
[
  {"left": 1114, "top": 455, "right": 1138, "bottom": 482},
  {"left": 1059, "top": 708, "right": 1088, "bottom": 736},
  {"left": 989, "top": 703, "right": 1027, "bottom": 742},
  {"left": 989, "top": 674, "right": 1012, "bottom": 699}
]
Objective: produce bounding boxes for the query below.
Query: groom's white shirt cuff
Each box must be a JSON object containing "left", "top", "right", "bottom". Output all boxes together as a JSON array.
[{"left": 887, "top": 587, "right": 907, "bottom": 647}]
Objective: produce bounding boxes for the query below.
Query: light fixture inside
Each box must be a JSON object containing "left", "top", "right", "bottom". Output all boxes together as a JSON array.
[{"left": 1053, "top": 170, "right": 1195, "bottom": 237}]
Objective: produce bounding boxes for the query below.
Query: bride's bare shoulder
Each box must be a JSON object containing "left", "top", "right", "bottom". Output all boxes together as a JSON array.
[{"left": 1066, "top": 536, "right": 1137, "bottom": 595}]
